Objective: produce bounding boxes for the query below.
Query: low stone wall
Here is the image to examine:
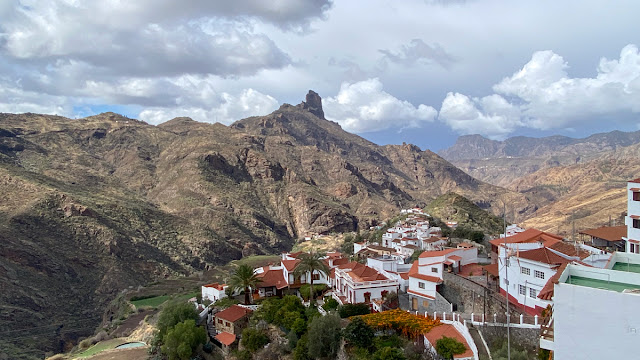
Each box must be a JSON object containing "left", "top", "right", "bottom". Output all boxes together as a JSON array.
[
  {"left": 478, "top": 324, "right": 541, "bottom": 353},
  {"left": 441, "top": 272, "right": 521, "bottom": 318}
]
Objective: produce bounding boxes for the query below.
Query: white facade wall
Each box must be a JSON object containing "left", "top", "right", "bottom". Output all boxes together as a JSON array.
[
  {"left": 408, "top": 276, "right": 438, "bottom": 299},
  {"left": 497, "top": 247, "right": 554, "bottom": 311},
  {"left": 626, "top": 181, "right": 640, "bottom": 252},
  {"left": 551, "top": 265, "right": 640, "bottom": 360},
  {"left": 202, "top": 285, "right": 228, "bottom": 302},
  {"left": 458, "top": 247, "right": 478, "bottom": 266}
]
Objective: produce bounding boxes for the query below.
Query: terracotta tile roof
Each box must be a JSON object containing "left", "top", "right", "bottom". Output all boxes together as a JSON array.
[
  {"left": 326, "top": 251, "right": 342, "bottom": 258},
  {"left": 489, "top": 229, "right": 562, "bottom": 247},
  {"left": 332, "top": 257, "right": 349, "bottom": 266},
  {"left": 216, "top": 305, "right": 253, "bottom": 322},
  {"left": 630, "top": 178, "right": 640, "bottom": 183},
  {"left": 425, "top": 323, "right": 473, "bottom": 359},
  {"left": 408, "top": 261, "right": 442, "bottom": 283},
  {"left": 399, "top": 272, "right": 409, "bottom": 280},
  {"left": 423, "top": 237, "right": 446, "bottom": 243},
  {"left": 457, "top": 243, "right": 473, "bottom": 248},
  {"left": 548, "top": 242, "right": 591, "bottom": 260},
  {"left": 538, "top": 263, "right": 568, "bottom": 300},
  {"left": 203, "top": 282, "right": 226, "bottom": 290},
  {"left": 281, "top": 259, "right": 301, "bottom": 271},
  {"left": 347, "top": 264, "right": 388, "bottom": 282},
  {"left": 517, "top": 247, "right": 570, "bottom": 266},
  {"left": 403, "top": 244, "right": 419, "bottom": 249},
  {"left": 215, "top": 331, "right": 236, "bottom": 346},
  {"left": 578, "top": 225, "right": 626, "bottom": 242},
  {"left": 484, "top": 263, "right": 499, "bottom": 277},
  {"left": 419, "top": 248, "right": 458, "bottom": 258},
  {"left": 448, "top": 255, "right": 462, "bottom": 261},
  {"left": 255, "top": 269, "right": 288, "bottom": 289},
  {"left": 287, "top": 251, "right": 304, "bottom": 258}
]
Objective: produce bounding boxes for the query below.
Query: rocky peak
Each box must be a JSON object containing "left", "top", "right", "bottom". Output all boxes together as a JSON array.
[{"left": 299, "top": 90, "right": 325, "bottom": 119}]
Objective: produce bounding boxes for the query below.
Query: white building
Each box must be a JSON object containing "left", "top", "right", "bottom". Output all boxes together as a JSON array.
[
  {"left": 494, "top": 232, "right": 608, "bottom": 315},
  {"left": 366, "top": 256, "right": 411, "bottom": 291},
  {"left": 332, "top": 261, "right": 399, "bottom": 305},
  {"left": 499, "top": 224, "right": 526, "bottom": 238},
  {"left": 624, "top": 178, "right": 640, "bottom": 253},
  {"left": 540, "top": 256, "right": 640, "bottom": 359},
  {"left": 407, "top": 246, "right": 478, "bottom": 312},
  {"left": 201, "top": 282, "right": 228, "bottom": 303}
]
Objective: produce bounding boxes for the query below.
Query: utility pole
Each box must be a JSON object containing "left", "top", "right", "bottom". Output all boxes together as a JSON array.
[{"left": 503, "top": 202, "right": 510, "bottom": 360}]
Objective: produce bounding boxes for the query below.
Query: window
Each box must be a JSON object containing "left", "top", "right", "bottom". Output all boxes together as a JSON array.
[
  {"left": 632, "top": 243, "right": 636, "bottom": 253},
  {"left": 431, "top": 267, "right": 438, "bottom": 273},
  {"left": 423, "top": 300, "right": 429, "bottom": 307},
  {"left": 521, "top": 267, "right": 530, "bottom": 275},
  {"left": 519, "top": 285, "right": 526, "bottom": 295},
  {"left": 504, "top": 278, "right": 509, "bottom": 286},
  {"left": 419, "top": 282, "right": 425, "bottom": 289},
  {"left": 312, "top": 273, "right": 320, "bottom": 280},
  {"left": 534, "top": 270, "right": 545, "bottom": 279},
  {"left": 529, "top": 288, "right": 537, "bottom": 298},
  {"left": 634, "top": 191, "right": 640, "bottom": 201},
  {"left": 226, "top": 321, "right": 230, "bottom": 327},
  {"left": 634, "top": 219, "right": 640, "bottom": 229},
  {"left": 218, "top": 319, "right": 222, "bottom": 324}
]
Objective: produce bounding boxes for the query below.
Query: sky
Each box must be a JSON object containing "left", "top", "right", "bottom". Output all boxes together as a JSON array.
[{"left": 2, "top": 1, "right": 640, "bottom": 151}]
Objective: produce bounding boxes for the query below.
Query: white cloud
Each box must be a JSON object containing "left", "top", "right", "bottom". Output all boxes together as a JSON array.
[
  {"left": 138, "top": 87, "right": 278, "bottom": 125},
  {"left": 439, "top": 44, "right": 640, "bottom": 138},
  {"left": 439, "top": 92, "right": 521, "bottom": 139},
  {"left": 323, "top": 78, "right": 437, "bottom": 133}
]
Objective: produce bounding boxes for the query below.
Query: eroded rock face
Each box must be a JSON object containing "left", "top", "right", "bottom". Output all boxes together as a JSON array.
[{"left": 300, "top": 90, "right": 325, "bottom": 119}]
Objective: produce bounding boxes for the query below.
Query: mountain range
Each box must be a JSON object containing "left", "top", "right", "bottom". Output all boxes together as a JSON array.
[
  {"left": 0, "top": 91, "right": 533, "bottom": 359},
  {"left": 439, "top": 131, "right": 640, "bottom": 234}
]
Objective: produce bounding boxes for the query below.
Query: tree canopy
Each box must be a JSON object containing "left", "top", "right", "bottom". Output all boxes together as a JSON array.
[
  {"left": 230, "top": 263, "right": 262, "bottom": 305},
  {"left": 161, "top": 319, "right": 206, "bottom": 360},
  {"left": 156, "top": 301, "right": 198, "bottom": 340},
  {"left": 293, "top": 252, "right": 330, "bottom": 305}
]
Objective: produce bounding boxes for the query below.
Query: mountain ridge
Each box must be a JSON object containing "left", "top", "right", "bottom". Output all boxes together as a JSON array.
[{"left": 0, "top": 91, "right": 535, "bottom": 359}]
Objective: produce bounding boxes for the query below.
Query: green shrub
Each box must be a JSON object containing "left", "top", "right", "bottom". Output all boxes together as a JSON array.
[
  {"left": 338, "top": 303, "right": 370, "bottom": 318},
  {"left": 293, "top": 334, "right": 310, "bottom": 360},
  {"left": 373, "top": 347, "right": 406, "bottom": 360},
  {"left": 213, "top": 297, "right": 239, "bottom": 309},
  {"left": 299, "top": 284, "right": 328, "bottom": 300},
  {"left": 322, "top": 297, "right": 339, "bottom": 311},
  {"left": 241, "top": 328, "right": 270, "bottom": 353},
  {"left": 435, "top": 336, "right": 466, "bottom": 360},
  {"left": 344, "top": 317, "right": 374, "bottom": 350}
]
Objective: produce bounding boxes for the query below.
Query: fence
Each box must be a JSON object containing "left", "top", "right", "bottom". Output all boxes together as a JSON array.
[{"left": 411, "top": 310, "right": 541, "bottom": 329}]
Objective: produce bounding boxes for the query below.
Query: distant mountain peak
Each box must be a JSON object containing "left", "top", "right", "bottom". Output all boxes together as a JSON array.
[{"left": 298, "top": 90, "right": 325, "bottom": 119}]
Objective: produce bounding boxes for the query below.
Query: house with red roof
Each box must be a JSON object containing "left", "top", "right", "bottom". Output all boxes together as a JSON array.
[
  {"left": 495, "top": 229, "right": 606, "bottom": 315},
  {"left": 424, "top": 322, "right": 475, "bottom": 360},
  {"left": 214, "top": 305, "right": 253, "bottom": 336},
  {"left": 201, "top": 282, "right": 228, "bottom": 303},
  {"left": 331, "top": 261, "right": 399, "bottom": 305}
]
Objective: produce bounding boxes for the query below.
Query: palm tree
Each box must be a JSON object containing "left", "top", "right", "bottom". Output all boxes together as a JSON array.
[
  {"left": 293, "top": 252, "right": 330, "bottom": 305},
  {"left": 230, "top": 264, "right": 262, "bottom": 305}
]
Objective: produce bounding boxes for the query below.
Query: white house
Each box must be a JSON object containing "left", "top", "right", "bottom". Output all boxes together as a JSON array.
[
  {"left": 202, "top": 283, "right": 228, "bottom": 303},
  {"left": 366, "top": 256, "right": 411, "bottom": 291},
  {"left": 623, "top": 178, "right": 640, "bottom": 253},
  {"left": 331, "top": 261, "right": 398, "bottom": 305},
  {"left": 496, "top": 236, "right": 605, "bottom": 315},
  {"left": 540, "top": 259, "right": 640, "bottom": 359},
  {"left": 407, "top": 246, "right": 478, "bottom": 312}
]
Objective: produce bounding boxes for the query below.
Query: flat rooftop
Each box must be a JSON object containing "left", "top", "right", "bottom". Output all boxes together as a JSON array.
[
  {"left": 611, "top": 262, "right": 640, "bottom": 274},
  {"left": 565, "top": 275, "right": 640, "bottom": 292}
]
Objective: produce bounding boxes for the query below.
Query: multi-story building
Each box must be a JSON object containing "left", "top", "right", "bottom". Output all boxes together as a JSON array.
[
  {"left": 494, "top": 230, "right": 608, "bottom": 315},
  {"left": 540, "top": 253, "right": 640, "bottom": 359},
  {"left": 624, "top": 178, "right": 640, "bottom": 253},
  {"left": 407, "top": 245, "right": 478, "bottom": 312},
  {"left": 331, "top": 261, "right": 399, "bottom": 305}
]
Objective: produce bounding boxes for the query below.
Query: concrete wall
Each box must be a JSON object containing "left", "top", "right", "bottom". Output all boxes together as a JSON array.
[
  {"left": 441, "top": 272, "right": 517, "bottom": 317},
  {"left": 554, "top": 280, "right": 640, "bottom": 360}
]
